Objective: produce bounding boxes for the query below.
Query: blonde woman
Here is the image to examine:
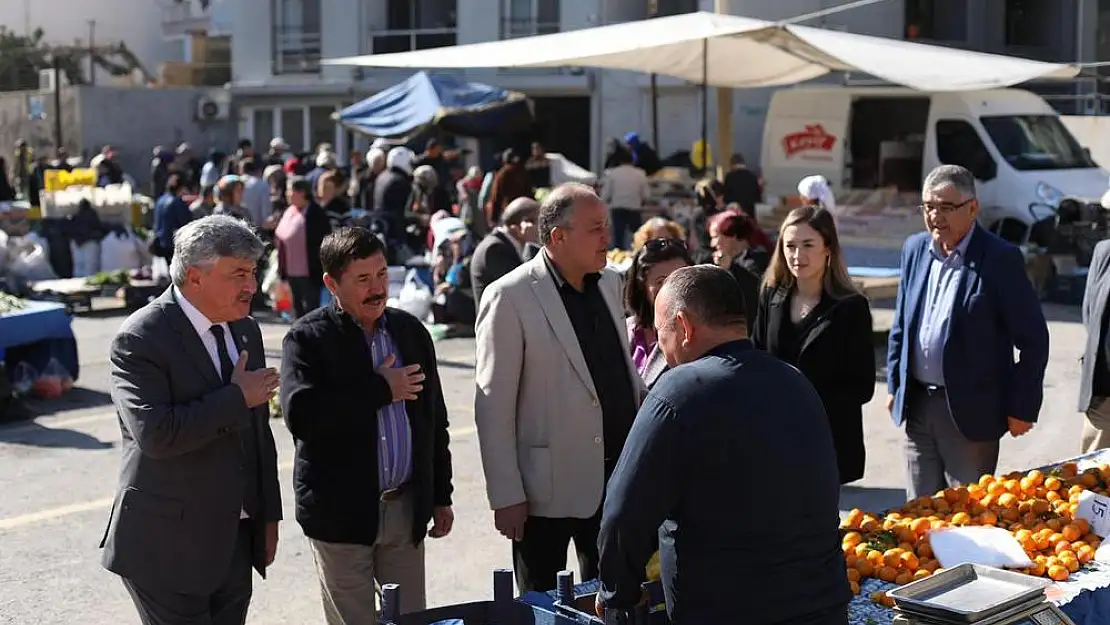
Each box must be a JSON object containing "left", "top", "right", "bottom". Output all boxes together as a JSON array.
[
  {"left": 631, "top": 217, "right": 686, "bottom": 251},
  {"left": 751, "top": 204, "right": 875, "bottom": 484}
]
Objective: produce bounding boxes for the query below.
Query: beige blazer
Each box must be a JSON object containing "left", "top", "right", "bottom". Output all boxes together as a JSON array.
[{"left": 474, "top": 252, "right": 642, "bottom": 519}]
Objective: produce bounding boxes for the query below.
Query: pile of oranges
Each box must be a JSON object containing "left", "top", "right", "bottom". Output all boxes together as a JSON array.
[{"left": 841, "top": 462, "right": 1108, "bottom": 607}]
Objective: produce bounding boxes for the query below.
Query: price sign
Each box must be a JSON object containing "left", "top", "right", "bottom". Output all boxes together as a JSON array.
[{"left": 1075, "top": 490, "right": 1110, "bottom": 538}]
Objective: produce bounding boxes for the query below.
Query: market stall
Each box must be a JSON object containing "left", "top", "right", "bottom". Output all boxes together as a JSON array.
[{"left": 0, "top": 295, "right": 78, "bottom": 399}]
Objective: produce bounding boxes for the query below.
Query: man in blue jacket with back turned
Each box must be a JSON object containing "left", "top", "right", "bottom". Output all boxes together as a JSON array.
[
  {"left": 597, "top": 265, "right": 849, "bottom": 625},
  {"left": 887, "top": 164, "right": 1049, "bottom": 501}
]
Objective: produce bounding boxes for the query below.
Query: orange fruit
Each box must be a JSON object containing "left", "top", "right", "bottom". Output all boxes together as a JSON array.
[
  {"left": 1029, "top": 560, "right": 1047, "bottom": 576},
  {"left": 988, "top": 482, "right": 1008, "bottom": 496},
  {"left": 911, "top": 517, "right": 932, "bottom": 535},
  {"left": 878, "top": 566, "right": 898, "bottom": 583},
  {"left": 868, "top": 550, "right": 885, "bottom": 567},
  {"left": 917, "top": 542, "right": 933, "bottom": 559},
  {"left": 1061, "top": 556, "right": 1080, "bottom": 573},
  {"left": 913, "top": 569, "right": 932, "bottom": 580},
  {"left": 1062, "top": 524, "right": 1083, "bottom": 542},
  {"left": 900, "top": 552, "right": 920, "bottom": 571},
  {"left": 950, "top": 512, "right": 972, "bottom": 526},
  {"left": 979, "top": 511, "right": 999, "bottom": 526},
  {"left": 1077, "top": 545, "right": 1095, "bottom": 564},
  {"left": 855, "top": 543, "right": 871, "bottom": 557},
  {"left": 856, "top": 560, "right": 875, "bottom": 578},
  {"left": 1080, "top": 473, "right": 1099, "bottom": 488},
  {"left": 883, "top": 549, "right": 905, "bottom": 568},
  {"left": 847, "top": 568, "right": 861, "bottom": 583},
  {"left": 849, "top": 580, "right": 861, "bottom": 595},
  {"left": 1048, "top": 565, "right": 1069, "bottom": 581},
  {"left": 1061, "top": 462, "right": 1079, "bottom": 478},
  {"left": 845, "top": 553, "right": 859, "bottom": 568},
  {"left": 1046, "top": 518, "right": 1063, "bottom": 532},
  {"left": 1074, "top": 519, "right": 1091, "bottom": 535},
  {"left": 997, "top": 493, "right": 1018, "bottom": 508},
  {"left": 921, "top": 559, "right": 940, "bottom": 572},
  {"left": 895, "top": 571, "right": 913, "bottom": 585},
  {"left": 1045, "top": 477, "right": 1062, "bottom": 491},
  {"left": 1026, "top": 470, "right": 1045, "bottom": 486}
]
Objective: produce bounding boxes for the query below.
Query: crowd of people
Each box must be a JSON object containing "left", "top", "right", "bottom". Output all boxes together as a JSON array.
[{"left": 96, "top": 140, "right": 1060, "bottom": 625}]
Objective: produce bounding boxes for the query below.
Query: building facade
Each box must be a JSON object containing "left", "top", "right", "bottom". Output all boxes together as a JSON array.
[{"left": 176, "top": 0, "right": 1103, "bottom": 174}]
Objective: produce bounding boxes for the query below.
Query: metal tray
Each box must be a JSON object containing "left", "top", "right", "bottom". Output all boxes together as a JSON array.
[{"left": 887, "top": 563, "right": 1050, "bottom": 623}]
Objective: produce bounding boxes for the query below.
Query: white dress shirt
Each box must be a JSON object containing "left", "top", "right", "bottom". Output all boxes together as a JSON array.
[
  {"left": 173, "top": 287, "right": 249, "bottom": 519},
  {"left": 600, "top": 164, "right": 651, "bottom": 211}
]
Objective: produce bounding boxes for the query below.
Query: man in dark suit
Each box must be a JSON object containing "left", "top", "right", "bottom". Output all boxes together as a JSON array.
[
  {"left": 597, "top": 265, "right": 849, "bottom": 625},
  {"left": 1078, "top": 239, "right": 1110, "bottom": 452},
  {"left": 469, "top": 196, "right": 539, "bottom": 308},
  {"left": 102, "top": 215, "right": 283, "bottom": 625},
  {"left": 887, "top": 165, "right": 1049, "bottom": 501},
  {"left": 280, "top": 227, "right": 454, "bottom": 622}
]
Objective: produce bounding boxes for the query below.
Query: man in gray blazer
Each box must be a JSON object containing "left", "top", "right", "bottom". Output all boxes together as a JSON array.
[
  {"left": 101, "top": 215, "right": 283, "bottom": 625},
  {"left": 470, "top": 196, "right": 539, "bottom": 309},
  {"left": 475, "top": 183, "right": 643, "bottom": 593},
  {"left": 1080, "top": 239, "right": 1110, "bottom": 452}
]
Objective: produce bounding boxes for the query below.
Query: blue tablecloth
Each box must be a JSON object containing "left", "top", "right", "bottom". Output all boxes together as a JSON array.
[{"left": 0, "top": 301, "right": 79, "bottom": 381}]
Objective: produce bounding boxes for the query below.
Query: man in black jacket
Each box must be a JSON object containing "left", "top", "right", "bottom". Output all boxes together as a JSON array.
[
  {"left": 280, "top": 227, "right": 454, "bottom": 622},
  {"left": 469, "top": 197, "right": 539, "bottom": 308},
  {"left": 596, "top": 265, "right": 849, "bottom": 625}
]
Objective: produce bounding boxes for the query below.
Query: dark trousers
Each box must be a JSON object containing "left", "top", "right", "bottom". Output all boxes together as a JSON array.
[
  {"left": 512, "top": 507, "right": 602, "bottom": 593},
  {"left": 610, "top": 208, "right": 642, "bottom": 251},
  {"left": 287, "top": 276, "right": 319, "bottom": 320},
  {"left": 122, "top": 520, "right": 254, "bottom": 625}
]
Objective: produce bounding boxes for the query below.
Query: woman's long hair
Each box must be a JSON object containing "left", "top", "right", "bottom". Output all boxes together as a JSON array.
[{"left": 763, "top": 203, "right": 858, "bottom": 297}]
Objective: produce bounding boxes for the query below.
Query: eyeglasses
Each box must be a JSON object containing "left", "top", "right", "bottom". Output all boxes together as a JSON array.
[
  {"left": 643, "top": 237, "right": 687, "bottom": 253},
  {"left": 920, "top": 199, "right": 973, "bottom": 216}
]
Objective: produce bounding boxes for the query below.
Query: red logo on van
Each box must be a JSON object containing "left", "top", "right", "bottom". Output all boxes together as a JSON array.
[{"left": 782, "top": 124, "right": 837, "bottom": 159}]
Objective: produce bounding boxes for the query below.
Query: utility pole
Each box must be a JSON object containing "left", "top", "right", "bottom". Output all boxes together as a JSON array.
[
  {"left": 52, "top": 53, "right": 63, "bottom": 153},
  {"left": 648, "top": 0, "right": 659, "bottom": 147},
  {"left": 88, "top": 20, "right": 96, "bottom": 86},
  {"left": 714, "top": 0, "right": 733, "bottom": 180}
]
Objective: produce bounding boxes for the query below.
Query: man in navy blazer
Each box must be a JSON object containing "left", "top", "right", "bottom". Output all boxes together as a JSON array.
[{"left": 887, "top": 165, "right": 1049, "bottom": 501}]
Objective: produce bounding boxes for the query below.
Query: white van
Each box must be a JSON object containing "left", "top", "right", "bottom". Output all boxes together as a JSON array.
[{"left": 758, "top": 86, "right": 1108, "bottom": 262}]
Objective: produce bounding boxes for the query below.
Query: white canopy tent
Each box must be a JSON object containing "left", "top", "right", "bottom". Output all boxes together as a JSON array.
[
  {"left": 325, "top": 11, "right": 1078, "bottom": 90},
  {"left": 325, "top": 11, "right": 1080, "bottom": 167}
]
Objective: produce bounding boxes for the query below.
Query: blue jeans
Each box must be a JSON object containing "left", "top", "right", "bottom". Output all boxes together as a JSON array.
[{"left": 610, "top": 208, "right": 642, "bottom": 251}]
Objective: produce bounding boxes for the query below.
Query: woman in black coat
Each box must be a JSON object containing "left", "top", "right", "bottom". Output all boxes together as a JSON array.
[{"left": 751, "top": 204, "right": 875, "bottom": 484}]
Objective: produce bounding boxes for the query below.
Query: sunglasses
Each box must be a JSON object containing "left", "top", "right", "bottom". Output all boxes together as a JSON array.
[{"left": 642, "top": 237, "right": 687, "bottom": 253}]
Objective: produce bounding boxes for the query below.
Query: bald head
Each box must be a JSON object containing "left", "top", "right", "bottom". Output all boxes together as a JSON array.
[
  {"left": 538, "top": 182, "right": 600, "bottom": 245},
  {"left": 501, "top": 197, "right": 539, "bottom": 227}
]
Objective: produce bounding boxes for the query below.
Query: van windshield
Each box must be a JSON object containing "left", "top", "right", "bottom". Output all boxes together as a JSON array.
[{"left": 980, "top": 115, "right": 1096, "bottom": 171}]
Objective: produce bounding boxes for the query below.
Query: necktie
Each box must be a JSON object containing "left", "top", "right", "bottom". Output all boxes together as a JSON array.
[{"left": 210, "top": 325, "right": 234, "bottom": 384}]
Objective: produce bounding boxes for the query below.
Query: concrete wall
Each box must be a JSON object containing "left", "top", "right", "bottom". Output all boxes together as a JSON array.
[
  {"left": 0, "top": 89, "right": 80, "bottom": 157},
  {"left": 75, "top": 86, "right": 236, "bottom": 189}
]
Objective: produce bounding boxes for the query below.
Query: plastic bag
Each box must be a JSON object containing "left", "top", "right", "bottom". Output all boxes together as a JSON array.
[
  {"left": 390, "top": 269, "right": 433, "bottom": 320},
  {"left": 272, "top": 281, "right": 292, "bottom": 314},
  {"left": 12, "top": 362, "right": 37, "bottom": 396},
  {"left": 10, "top": 241, "right": 57, "bottom": 282},
  {"left": 32, "top": 358, "right": 73, "bottom": 399},
  {"left": 99, "top": 229, "right": 144, "bottom": 272},
  {"left": 70, "top": 240, "right": 102, "bottom": 277}
]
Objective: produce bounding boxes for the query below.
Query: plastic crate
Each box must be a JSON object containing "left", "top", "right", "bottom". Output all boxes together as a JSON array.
[
  {"left": 380, "top": 569, "right": 582, "bottom": 625},
  {"left": 519, "top": 571, "right": 670, "bottom": 625}
]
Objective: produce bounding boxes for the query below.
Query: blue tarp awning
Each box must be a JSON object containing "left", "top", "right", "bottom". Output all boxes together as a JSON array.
[{"left": 335, "top": 71, "right": 534, "bottom": 139}]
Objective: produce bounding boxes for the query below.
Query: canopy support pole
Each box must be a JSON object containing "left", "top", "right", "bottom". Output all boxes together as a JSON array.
[
  {"left": 714, "top": 0, "right": 733, "bottom": 180},
  {"left": 700, "top": 37, "right": 708, "bottom": 176}
]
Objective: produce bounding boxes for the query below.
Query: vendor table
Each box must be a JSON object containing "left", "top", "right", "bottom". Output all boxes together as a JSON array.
[
  {"left": 0, "top": 300, "right": 80, "bottom": 384},
  {"left": 849, "top": 448, "right": 1110, "bottom": 625}
]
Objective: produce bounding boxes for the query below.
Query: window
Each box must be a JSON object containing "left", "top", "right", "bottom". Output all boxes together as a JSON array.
[
  {"left": 309, "top": 106, "right": 337, "bottom": 153},
  {"left": 904, "top": 0, "right": 966, "bottom": 41},
  {"left": 980, "top": 115, "right": 1096, "bottom": 171},
  {"left": 501, "top": 0, "right": 560, "bottom": 39},
  {"left": 1005, "top": 0, "right": 1050, "bottom": 47},
  {"left": 650, "top": 0, "right": 698, "bottom": 17},
  {"left": 252, "top": 110, "right": 275, "bottom": 152},
  {"left": 374, "top": 0, "right": 457, "bottom": 53},
  {"left": 935, "top": 120, "right": 995, "bottom": 180},
  {"left": 272, "top": 0, "right": 321, "bottom": 74},
  {"left": 281, "top": 109, "right": 305, "bottom": 152}
]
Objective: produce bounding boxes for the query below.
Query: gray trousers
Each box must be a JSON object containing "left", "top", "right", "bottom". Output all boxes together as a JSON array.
[
  {"left": 903, "top": 384, "right": 1000, "bottom": 501},
  {"left": 309, "top": 491, "right": 426, "bottom": 625},
  {"left": 121, "top": 520, "right": 253, "bottom": 625},
  {"left": 1083, "top": 397, "right": 1110, "bottom": 454}
]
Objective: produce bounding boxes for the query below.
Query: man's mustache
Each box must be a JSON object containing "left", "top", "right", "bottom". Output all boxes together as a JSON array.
[{"left": 363, "top": 294, "right": 387, "bottom": 305}]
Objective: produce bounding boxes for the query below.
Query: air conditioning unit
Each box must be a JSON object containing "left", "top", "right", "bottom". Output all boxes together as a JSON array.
[
  {"left": 39, "top": 69, "right": 69, "bottom": 92},
  {"left": 195, "top": 91, "right": 231, "bottom": 121}
]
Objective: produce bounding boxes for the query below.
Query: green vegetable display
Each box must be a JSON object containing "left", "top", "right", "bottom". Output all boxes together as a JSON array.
[
  {"left": 85, "top": 270, "right": 130, "bottom": 287},
  {"left": 0, "top": 293, "right": 28, "bottom": 314}
]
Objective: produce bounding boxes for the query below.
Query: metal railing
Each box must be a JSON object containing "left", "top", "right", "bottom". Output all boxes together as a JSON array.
[
  {"left": 497, "top": 19, "right": 563, "bottom": 75},
  {"left": 369, "top": 27, "right": 457, "bottom": 54},
  {"left": 499, "top": 18, "right": 560, "bottom": 39},
  {"left": 272, "top": 29, "right": 322, "bottom": 74}
]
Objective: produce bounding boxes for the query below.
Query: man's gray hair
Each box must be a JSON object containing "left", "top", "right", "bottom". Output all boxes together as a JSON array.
[
  {"left": 169, "top": 215, "right": 264, "bottom": 286},
  {"left": 538, "top": 182, "right": 598, "bottom": 245},
  {"left": 923, "top": 164, "right": 977, "bottom": 200},
  {"left": 659, "top": 265, "right": 748, "bottom": 329}
]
